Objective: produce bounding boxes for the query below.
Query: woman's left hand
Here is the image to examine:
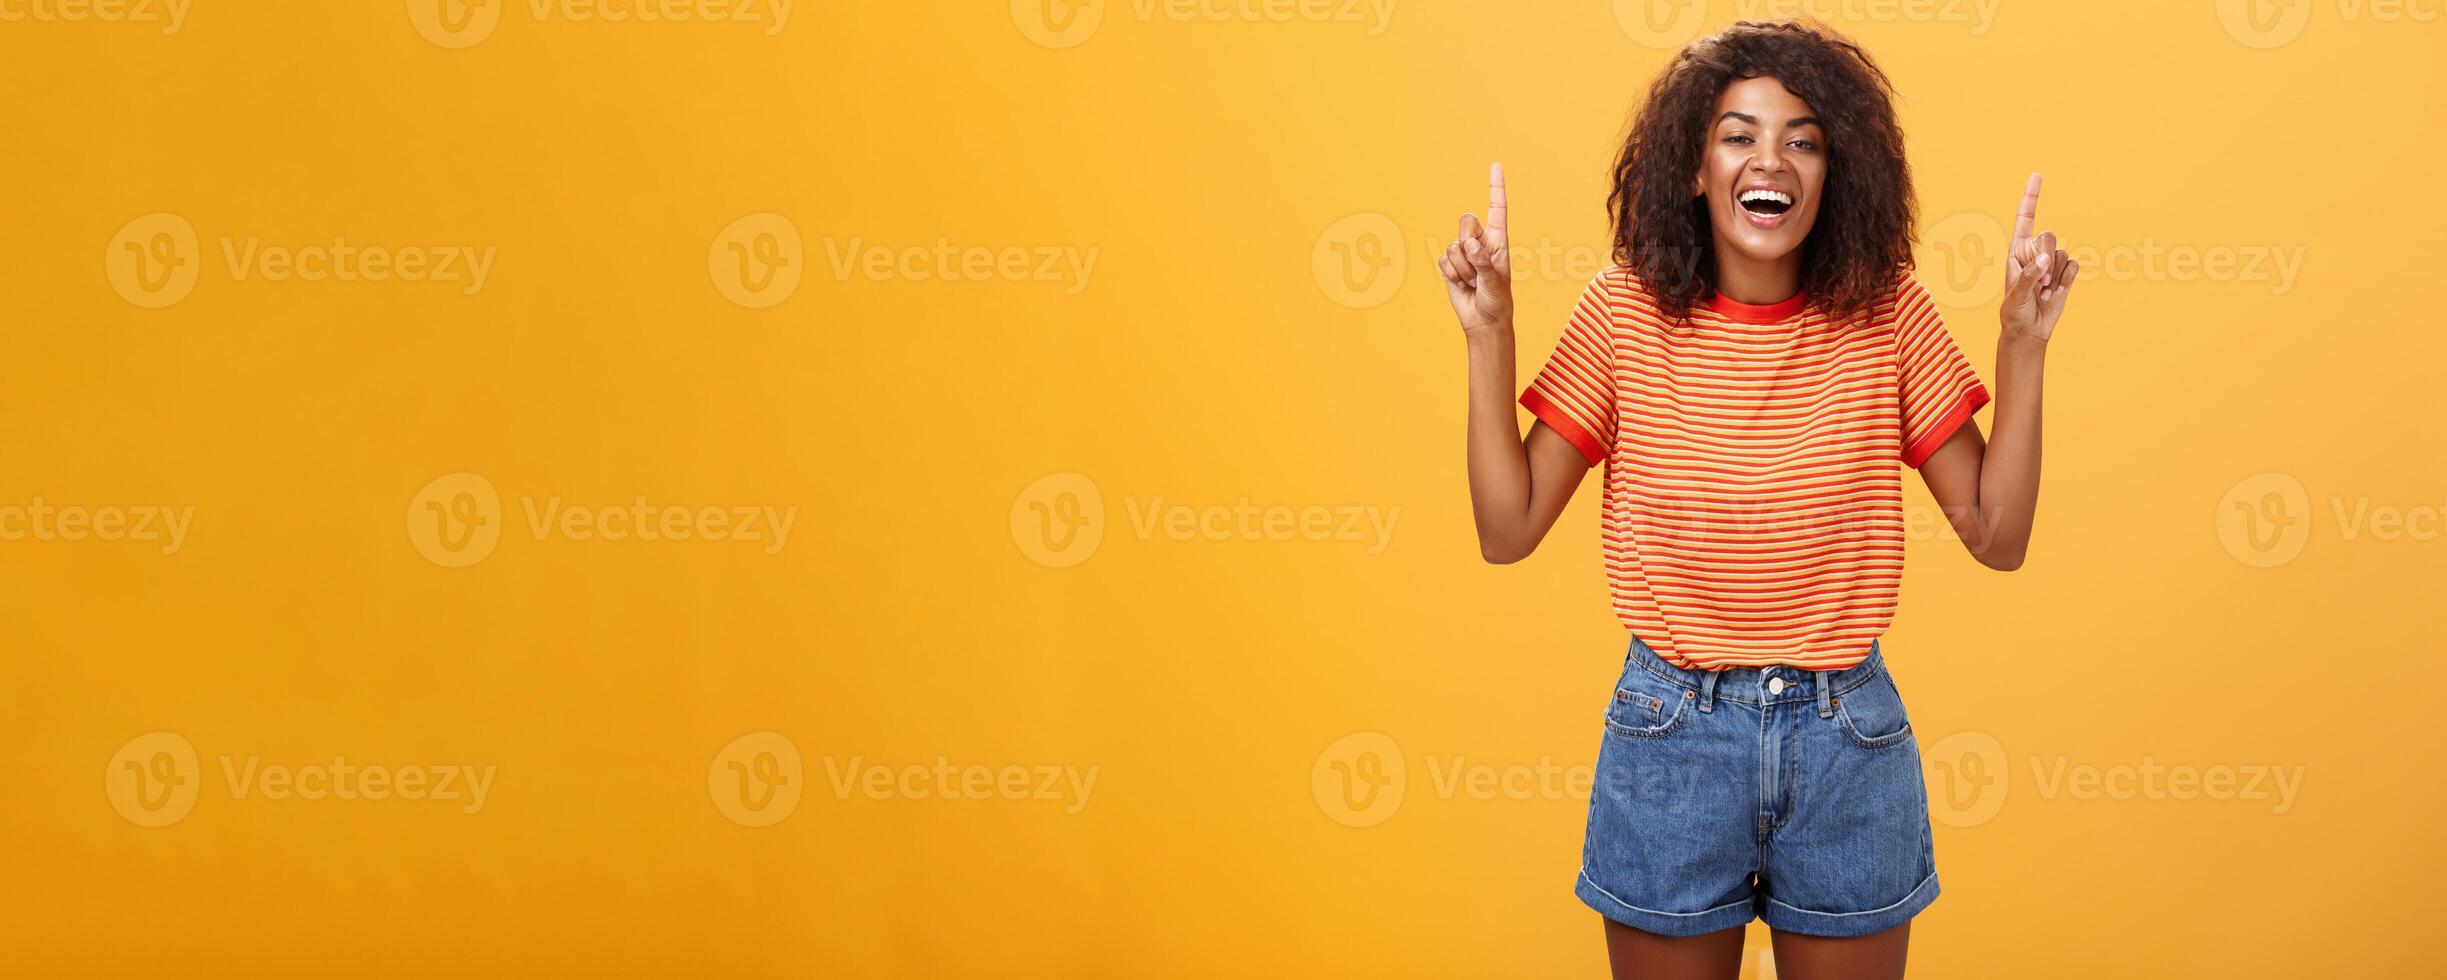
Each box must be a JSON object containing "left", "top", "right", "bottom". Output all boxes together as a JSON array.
[{"left": 2000, "top": 172, "right": 2076, "bottom": 343}]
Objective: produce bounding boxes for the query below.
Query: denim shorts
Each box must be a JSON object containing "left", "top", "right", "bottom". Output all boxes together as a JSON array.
[{"left": 1575, "top": 635, "right": 1939, "bottom": 938}]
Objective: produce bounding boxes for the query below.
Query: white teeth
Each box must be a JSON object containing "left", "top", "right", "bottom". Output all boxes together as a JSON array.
[{"left": 1739, "top": 189, "right": 1793, "bottom": 206}]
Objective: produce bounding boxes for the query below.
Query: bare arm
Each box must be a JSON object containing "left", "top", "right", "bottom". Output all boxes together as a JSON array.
[
  {"left": 1920, "top": 173, "right": 2078, "bottom": 571},
  {"left": 1442, "top": 164, "right": 1594, "bottom": 564}
]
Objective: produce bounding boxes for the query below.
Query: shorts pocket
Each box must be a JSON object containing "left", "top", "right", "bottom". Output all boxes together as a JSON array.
[
  {"left": 1833, "top": 668, "right": 1914, "bottom": 750},
  {"left": 1604, "top": 677, "right": 1692, "bottom": 740}
]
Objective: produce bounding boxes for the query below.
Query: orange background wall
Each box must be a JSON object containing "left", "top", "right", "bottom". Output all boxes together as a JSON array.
[{"left": 4, "top": 0, "right": 2442, "bottom": 976}]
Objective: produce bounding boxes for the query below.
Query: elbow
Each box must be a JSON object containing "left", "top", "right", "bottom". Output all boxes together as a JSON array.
[
  {"left": 1976, "top": 545, "right": 2028, "bottom": 572},
  {"left": 1480, "top": 538, "right": 1532, "bottom": 565}
]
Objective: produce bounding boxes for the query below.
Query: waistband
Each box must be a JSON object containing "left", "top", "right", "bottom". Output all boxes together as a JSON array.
[{"left": 1625, "top": 635, "right": 1892, "bottom": 714}]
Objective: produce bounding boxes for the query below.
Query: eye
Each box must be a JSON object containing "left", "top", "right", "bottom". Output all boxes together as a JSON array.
[
  {"left": 1723, "top": 133, "right": 1754, "bottom": 145},
  {"left": 1788, "top": 138, "right": 1818, "bottom": 151}
]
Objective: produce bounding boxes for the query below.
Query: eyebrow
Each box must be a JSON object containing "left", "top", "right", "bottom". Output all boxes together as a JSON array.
[{"left": 1717, "top": 111, "right": 1822, "bottom": 129}]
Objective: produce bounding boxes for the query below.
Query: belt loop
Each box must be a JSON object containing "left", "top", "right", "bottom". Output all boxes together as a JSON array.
[
  {"left": 1815, "top": 668, "right": 1835, "bottom": 719},
  {"left": 1697, "top": 670, "right": 1719, "bottom": 713}
]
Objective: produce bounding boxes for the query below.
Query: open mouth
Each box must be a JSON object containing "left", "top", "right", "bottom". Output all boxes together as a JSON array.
[{"left": 1738, "top": 188, "right": 1794, "bottom": 216}]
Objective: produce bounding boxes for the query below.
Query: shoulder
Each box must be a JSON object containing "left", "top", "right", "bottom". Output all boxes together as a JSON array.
[
  {"left": 1868, "top": 268, "right": 1941, "bottom": 328},
  {"left": 1584, "top": 265, "right": 1661, "bottom": 313}
]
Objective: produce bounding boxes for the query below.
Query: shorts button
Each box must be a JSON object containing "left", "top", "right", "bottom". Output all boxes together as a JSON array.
[{"left": 1767, "top": 677, "right": 1787, "bottom": 695}]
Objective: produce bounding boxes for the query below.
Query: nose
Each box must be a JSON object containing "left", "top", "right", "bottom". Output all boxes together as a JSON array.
[{"left": 1750, "top": 139, "right": 1787, "bottom": 175}]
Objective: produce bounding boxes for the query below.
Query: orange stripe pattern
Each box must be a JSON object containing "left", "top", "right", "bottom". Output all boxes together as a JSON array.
[{"left": 1519, "top": 267, "right": 1989, "bottom": 670}]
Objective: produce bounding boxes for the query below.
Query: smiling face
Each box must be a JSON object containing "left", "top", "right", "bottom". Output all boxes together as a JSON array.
[{"left": 1692, "top": 76, "right": 1828, "bottom": 275}]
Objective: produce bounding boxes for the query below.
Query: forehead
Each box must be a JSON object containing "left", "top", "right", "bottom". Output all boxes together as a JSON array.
[{"left": 1711, "top": 76, "right": 1817, "bottom": 125}]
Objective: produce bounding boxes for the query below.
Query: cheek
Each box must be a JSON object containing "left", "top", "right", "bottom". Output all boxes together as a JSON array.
[
  {"left": 1796, "top": 172, "right": 1828, "bottom": 221},
  {"left": 1700, "top": 151, "right": 1738, "bottom": 189}
]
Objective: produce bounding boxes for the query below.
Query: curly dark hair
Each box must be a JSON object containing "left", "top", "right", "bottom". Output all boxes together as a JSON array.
[{"left": 1609, "top": 20, "right": 1916, "bottom": 326}]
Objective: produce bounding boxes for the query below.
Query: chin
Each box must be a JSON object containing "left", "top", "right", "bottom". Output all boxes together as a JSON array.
[
  {"left": 1718, "top": 206, "right": 1814, "bottom": 263},
  {"left": 1727, "top": 234, "right": 1807, "bottom": 264}
]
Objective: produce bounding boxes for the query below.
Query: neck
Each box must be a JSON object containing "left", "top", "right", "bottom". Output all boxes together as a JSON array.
[{"left": 1712, "top": 245, "right": 1802, "bottom": 305}]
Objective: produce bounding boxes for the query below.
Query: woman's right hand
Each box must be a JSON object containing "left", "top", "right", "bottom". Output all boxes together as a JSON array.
[{"left": 1440, "top": 163, "right": 1514, "bottom": 337}]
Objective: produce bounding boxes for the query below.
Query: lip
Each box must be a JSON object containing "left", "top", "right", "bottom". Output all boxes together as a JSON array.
[
  {"left": 1738, "top": 204, "right": 1789, "bottom": 230},
  {"left": 1733, "top": 182, "right": 1796, "bottom": 230}
]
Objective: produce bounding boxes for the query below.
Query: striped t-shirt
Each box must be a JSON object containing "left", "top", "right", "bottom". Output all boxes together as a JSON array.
[{"left": 1519, "top": 267, "right": 1989, "bottom": 671}]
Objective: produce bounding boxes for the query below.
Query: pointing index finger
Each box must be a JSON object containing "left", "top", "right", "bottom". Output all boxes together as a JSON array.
[
  {"left": 1488, "top": 162, "right": 1507, "bottom": 235},
  {"left": 2012, "top": 171, "right": 2042, "bottom": 242}
]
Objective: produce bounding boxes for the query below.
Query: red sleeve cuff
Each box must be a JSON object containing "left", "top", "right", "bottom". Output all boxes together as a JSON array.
[
  {"left": 1901, "top": 385, "right": 1991, "bottom": 469},
  {"left": 1520, "top": 387, "right": 1607, "bottom": 467}
]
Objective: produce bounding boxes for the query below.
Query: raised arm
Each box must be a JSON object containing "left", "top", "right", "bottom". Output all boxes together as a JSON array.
[
  {"left": 1441, "top": 164, "right": 1595, "bottom": 564},
  {"left": 1919, "top": 173, "right": 2079, "bottom": 571}
]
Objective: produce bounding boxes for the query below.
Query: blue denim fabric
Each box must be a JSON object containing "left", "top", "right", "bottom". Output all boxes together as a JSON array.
[{"left": 1575, "top": 635, "right": 1939, "bottom": 938}]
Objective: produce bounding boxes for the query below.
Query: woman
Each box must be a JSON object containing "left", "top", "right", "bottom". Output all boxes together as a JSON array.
[{"left": 1437, "top": 20, "right": 2075, "bottom": 980}]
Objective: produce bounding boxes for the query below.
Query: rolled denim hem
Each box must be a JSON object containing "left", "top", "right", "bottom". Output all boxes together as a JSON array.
[
  {"left": 1759, "top": 871, "right": 1939, "bottom": 938},
  {"left": 1575, "top": 870, "right": 1757, "bottom": 938}
]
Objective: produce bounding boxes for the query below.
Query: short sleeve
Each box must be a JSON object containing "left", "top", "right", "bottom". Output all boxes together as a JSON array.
[
  {"left": 1893, "top": 274, "right": 1992, "bottom": 468},
  {"left": 1518, "top": 273, "right": 1620, "bottom": 467}
]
